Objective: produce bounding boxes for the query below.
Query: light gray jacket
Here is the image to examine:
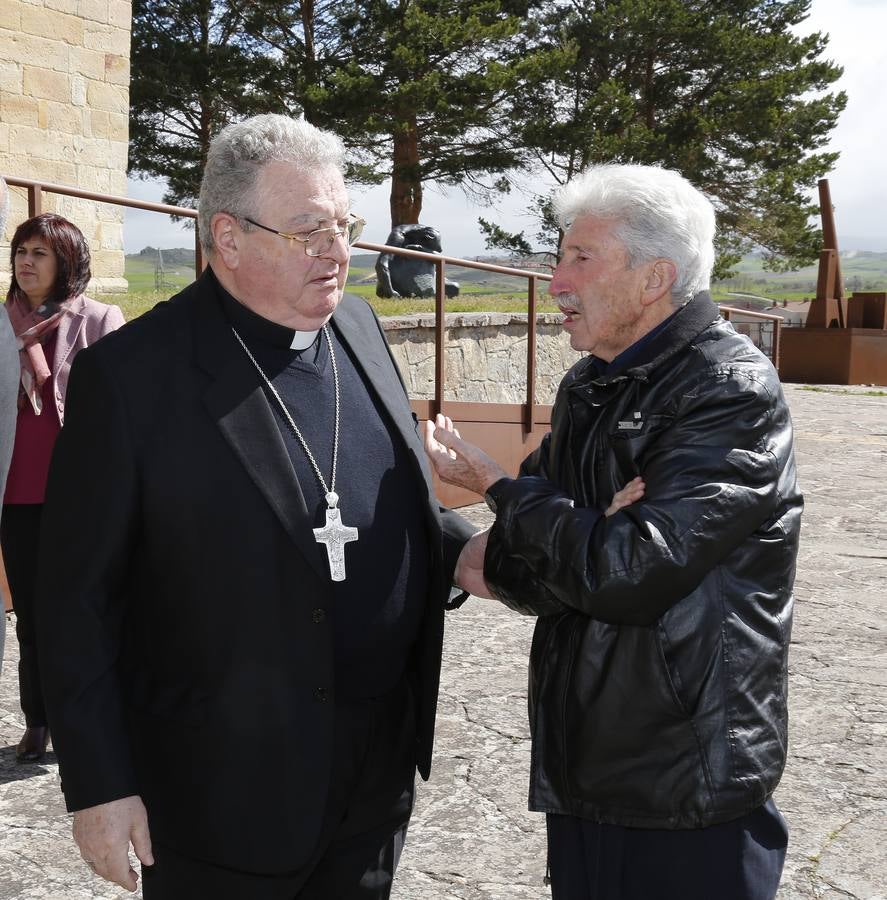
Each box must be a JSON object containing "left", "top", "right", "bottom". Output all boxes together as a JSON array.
[{"left": 0, "top": 305, "right": 21, "bottom": 672}]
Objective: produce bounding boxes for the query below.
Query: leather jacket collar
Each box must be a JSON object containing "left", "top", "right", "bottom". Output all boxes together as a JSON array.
[{"left": 567, "top": 290, "right": 721, "bottom": 390}]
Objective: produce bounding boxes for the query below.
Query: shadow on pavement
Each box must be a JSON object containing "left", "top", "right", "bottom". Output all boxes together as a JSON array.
[{"left": 0, "top": 745, "right": 58, "bottom": 785}]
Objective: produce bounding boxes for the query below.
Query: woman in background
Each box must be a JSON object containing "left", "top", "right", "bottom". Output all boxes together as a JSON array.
[{"left": 2, "top": 213, "right": 125, "bottom": 762}]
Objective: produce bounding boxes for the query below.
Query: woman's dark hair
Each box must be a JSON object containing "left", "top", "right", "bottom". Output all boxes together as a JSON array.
[{"left": 7, "top": 213, "right": 92, "bottom": 305}]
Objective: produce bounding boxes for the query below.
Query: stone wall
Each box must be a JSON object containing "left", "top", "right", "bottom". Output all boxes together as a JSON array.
[
  {"left": 382, "top": 312, "right": 583, "bottom": 404},
  {"left": 0, "top": 0, "right": 131, "bottom": 294}
]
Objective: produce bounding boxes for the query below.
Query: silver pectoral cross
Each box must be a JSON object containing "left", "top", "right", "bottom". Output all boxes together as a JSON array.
[{"left": 313, "top": 492, "right": 359, "bottom": 582}]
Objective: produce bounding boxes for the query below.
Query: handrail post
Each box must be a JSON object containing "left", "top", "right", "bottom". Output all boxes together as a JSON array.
[
  {"left": 434, "top": 259, "right": 445, "bottom": 419},
  {"left": 525, "top": 275, "right": 537, "bottom": 433},
  {"left": 27, "top": 184, "right": 43, "bottom": 217},
  {"left": 772, "top": 318, "right": 782, "bottom": 371},
  {"left": 718, "top": 305, "right": 783, "bottom": 365}
]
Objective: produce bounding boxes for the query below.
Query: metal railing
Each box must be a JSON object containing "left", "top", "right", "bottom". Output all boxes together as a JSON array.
[
  {"left": 3, "top": 174, "right": 205, "bottom": 269},
  {"left": 2, "top": 174, "right": 783, "bottom": 431},
  {"left": 354, "top": 240, "right": 552, "bottom": 431},
  {"left": 2, "top": 174, "right": 555, "bottom": 431},
  {"left": 719, "top": 305, "right": 784, "bottom": 369}
]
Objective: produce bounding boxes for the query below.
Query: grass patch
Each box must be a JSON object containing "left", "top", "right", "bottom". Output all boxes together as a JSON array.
[
  {"left": 110, "top": 288, "right": 558, "bottom": 321},
  {"left": 711, "top": 287, "right": 813, "bottom": 305},
  {"left": 114, "top": 291, "right": 172, "bottom": 321},
  {"left": 371, "top": 294, "right": 560, "bottom": 317}
]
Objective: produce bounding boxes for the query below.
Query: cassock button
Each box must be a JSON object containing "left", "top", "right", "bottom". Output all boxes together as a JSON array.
[
  {"left": 314, "top": 687, "right": 328, "bottom": 702},
  {"left": 312, "top": 608, "right": 325, "bottom": 623}
]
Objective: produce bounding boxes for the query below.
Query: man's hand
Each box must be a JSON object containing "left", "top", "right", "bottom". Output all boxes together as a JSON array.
[
  {"left": 455, "top": 528, "right": 493, "bottom": 599},
  {"left": 605, "top": 476, "right": 645, "bottom": 517},
  {"left": 424, "top": 414, "right": 508, "bottom": 496},
  {"left": 73, "top": 795, "right": 154, "bottom": 891}
]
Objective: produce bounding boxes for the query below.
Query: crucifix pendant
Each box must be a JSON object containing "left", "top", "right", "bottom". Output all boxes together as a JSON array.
[{"left": 313, "top": 492, "right": 358, "bottom": 582}]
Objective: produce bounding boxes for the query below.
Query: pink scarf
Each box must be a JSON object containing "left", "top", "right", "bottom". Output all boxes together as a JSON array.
[{"left": 5, "top": 295, "right": 71, "bottom": 415}]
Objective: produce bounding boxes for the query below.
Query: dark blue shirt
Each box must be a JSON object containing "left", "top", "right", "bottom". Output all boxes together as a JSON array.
[{"left": 589, "top": 307, "right": 681, "bottom": 378}]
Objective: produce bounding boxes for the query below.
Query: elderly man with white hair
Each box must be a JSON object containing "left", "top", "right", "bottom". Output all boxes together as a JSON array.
[{"left": 426, "top": 163, "right": 803, "bottom": 900}]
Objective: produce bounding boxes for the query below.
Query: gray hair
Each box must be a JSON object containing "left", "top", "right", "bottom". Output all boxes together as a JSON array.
[
  {"left": 553, "top": 164, "right": 716, "bottom": 306},
  {"left": 0, "top": 177, "right": 8, "bottom": 239},
  {"left": 197, "top": 114, "right": 346, "bottom": 254}
]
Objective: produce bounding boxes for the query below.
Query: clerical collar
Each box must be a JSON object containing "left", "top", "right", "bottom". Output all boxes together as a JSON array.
[{"left": 211, "top": 268, "right": 320, "bottom": 351}]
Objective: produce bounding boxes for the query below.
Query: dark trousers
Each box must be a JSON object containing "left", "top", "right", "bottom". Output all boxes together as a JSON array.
[
  {"left": 1, "top": 504, "right": 46, "bottom": 727},
  {"left": 141, "top": 677, "right": 417, "bottom": 900},
  {"left": 547, "top": 798, "right": 788, "bottom": 900}
]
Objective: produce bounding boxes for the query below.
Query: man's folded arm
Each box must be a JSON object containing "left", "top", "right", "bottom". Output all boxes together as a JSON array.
[{"left": 485, "top": 372, "right": 795, "bottom": 625}]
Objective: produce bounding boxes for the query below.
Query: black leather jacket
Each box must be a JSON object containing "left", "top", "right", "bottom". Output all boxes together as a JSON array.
[{"left": 484, "top": 292, "right": 802, "bottom": 828}]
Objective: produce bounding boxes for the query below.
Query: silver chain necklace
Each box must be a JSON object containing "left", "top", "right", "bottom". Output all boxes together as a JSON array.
[{"left": 231, "top": 324, "right": 358, "bottom": 581}]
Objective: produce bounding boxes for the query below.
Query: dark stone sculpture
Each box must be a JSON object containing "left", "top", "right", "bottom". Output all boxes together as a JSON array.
[{"left": 375, "top": 224, "right": 460, "bottom": 299}]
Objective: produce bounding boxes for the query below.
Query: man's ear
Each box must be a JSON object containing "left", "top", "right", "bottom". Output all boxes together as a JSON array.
[
  {"left": 641, "top": 259, "right": 677, "bottom": 306},
  {"left": 211, "top": 213, "right": 241, "bottom": 270}
]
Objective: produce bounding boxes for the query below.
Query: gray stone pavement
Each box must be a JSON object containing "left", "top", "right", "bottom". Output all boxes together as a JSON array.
[{"left": 0, "top": 383, "right": 885, "bottom": 899}]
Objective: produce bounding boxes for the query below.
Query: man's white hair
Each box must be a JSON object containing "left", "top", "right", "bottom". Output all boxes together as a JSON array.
[
  {"left": 553, "top": 164, "right": 716, "bottom": 305},
  {"left": 198, "top": 114, "right": 347, "bottom": 254}
]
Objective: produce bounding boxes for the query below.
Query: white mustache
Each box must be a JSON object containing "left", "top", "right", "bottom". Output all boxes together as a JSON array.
[{"left": 555, "top": 292, "right": 581, "bottom": 313}]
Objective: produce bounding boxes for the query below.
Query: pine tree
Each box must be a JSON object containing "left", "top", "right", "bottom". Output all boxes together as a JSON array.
[
  {"left": 129, "top": 0, "right": 279, "bottom": 208},
  {"left": 251, "top": 0, "right": 535, "bottom": 226},
  {"left": 490, "top": 0, "right": 845, "bottom": 274}
]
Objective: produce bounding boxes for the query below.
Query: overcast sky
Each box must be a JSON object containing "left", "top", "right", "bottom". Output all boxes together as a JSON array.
[{"left": 124, "top": 0, "right": 887, "bottom": 257}]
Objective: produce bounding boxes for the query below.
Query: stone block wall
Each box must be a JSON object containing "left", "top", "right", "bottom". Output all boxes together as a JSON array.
[
  {"left": 382, "top": 312, "right": 583, "bottom": 404},
  {"left": 0, "top": 0, "right": 131, "bottom": 295}
]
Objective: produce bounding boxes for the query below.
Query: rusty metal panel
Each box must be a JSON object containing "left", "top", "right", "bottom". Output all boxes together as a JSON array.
[
  {"left": 779, "top": 329, "right": 851, "bottom": 383},
  {"left": 846, "top": 295, "right": 867, "bottom": 328},
  {"left": 779, "top": 329, "right": 887, "bottom": 385},
  {"left": 412, "top": 400, "right": 553, "bottom": 508},
  {"left": 851, "top": 292, "right": 887, "bottom": 329},
  {"left": 429, "top": 419, "right": 550, "bottom": 508},
  {"left": 846, "top": 330, "right": 887, "bottom": 383},
  {"left": 412, "top": 399, "right": 552, "bottom": 426}
]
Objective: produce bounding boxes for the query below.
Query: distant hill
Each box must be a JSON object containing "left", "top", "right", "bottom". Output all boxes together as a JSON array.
[
  {"left": 128, "top": 246, "right": 196, "bottom": 266},
  {"left": 126, "top": 247, "right": 887, "bottom": 298},
  {"left": 717, "top": 250, "right": 887, "bottom": 295}
]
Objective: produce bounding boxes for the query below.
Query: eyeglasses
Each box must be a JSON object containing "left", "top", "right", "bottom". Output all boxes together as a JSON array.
[{"left": 242, "top": 213, "right": 365, "bottom": 257}]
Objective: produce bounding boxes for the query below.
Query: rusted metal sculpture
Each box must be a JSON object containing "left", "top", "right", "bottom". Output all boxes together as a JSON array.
[
  {"left": 806, "top": 180, "right": 846, "bottom": 328},
  {"left": 779, "top": 179, "right": 887, "bottom": 383}
]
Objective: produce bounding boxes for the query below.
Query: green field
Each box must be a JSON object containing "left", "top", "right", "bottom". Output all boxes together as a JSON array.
[
  {"left": 716, "top": 250, "right": 887, "bottom": 301},
  {"left": 120, "top": 252, "right": 557, "bottom": 320},
  {"left": 119, "top": 254, "right": 197, "bottom": 319},
  {"left": 346, "top": 256, "right": 559, "bottom": 315},
  {"left": 118, "top": 249, "right": 887, "bottom": 322}
]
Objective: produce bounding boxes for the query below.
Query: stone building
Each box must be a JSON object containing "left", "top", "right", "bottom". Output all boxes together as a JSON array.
[{"left": 0, "top": 0, "right": 132, "bottom": 294}]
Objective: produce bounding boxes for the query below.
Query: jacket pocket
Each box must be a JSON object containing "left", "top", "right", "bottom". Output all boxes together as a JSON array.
[{"left": 561, "top": 623, "right": 709, "bottom": 822}]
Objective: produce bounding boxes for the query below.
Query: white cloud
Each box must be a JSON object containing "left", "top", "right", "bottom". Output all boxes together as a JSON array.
[
  {"left": 123, "top": 177, "right": 195, "bottom": 254},
  {"left": 798, "top": 0, "right": 887, "bottom": 248}
]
